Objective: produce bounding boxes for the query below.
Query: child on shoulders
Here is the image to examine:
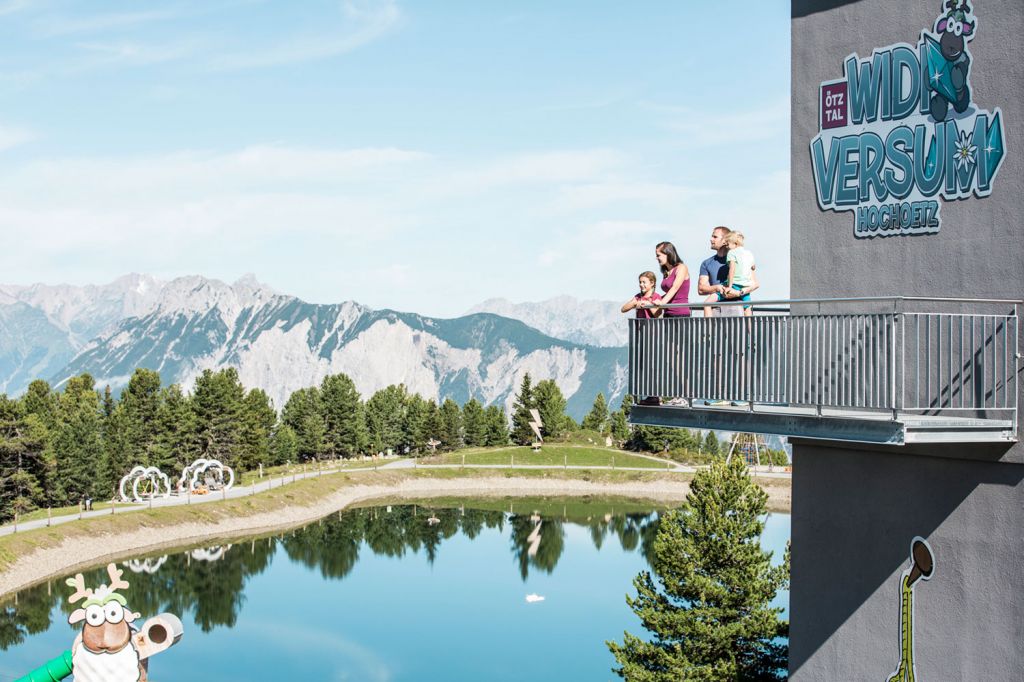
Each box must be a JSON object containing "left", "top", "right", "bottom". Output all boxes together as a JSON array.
[{"left": 723, "top": 231, "right": 757, "bottom": 316}]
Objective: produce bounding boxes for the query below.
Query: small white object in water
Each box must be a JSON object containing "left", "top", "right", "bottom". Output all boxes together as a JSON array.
[{"left": 525, "top": 594, "right": 545, "bottom": 603}]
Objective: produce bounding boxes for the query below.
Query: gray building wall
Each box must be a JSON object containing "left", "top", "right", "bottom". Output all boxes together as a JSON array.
[{"left": 790, "top": 0, "right": 1023, "bottom": 678}]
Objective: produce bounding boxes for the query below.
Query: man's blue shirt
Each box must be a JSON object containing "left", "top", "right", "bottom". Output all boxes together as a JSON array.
[{"left": 699, "top": 254, "right": 729, "bottom": 287}]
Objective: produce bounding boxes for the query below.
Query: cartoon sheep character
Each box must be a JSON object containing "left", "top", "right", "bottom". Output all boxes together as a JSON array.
[
  {"left": 66, "top": 564, "right": 147, "bottom": 682},
  {"left": 929, "top": 0, "right": 976, "bottom": 121}
]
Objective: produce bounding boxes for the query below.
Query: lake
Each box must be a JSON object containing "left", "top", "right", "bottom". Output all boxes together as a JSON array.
[{"left": 0, "top": 498, "right": 790, "bottom": 681}]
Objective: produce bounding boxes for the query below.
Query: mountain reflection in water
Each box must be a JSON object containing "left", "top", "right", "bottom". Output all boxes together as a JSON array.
[{"left": 0, "top": 500, "right": 662, "bottom": 651}]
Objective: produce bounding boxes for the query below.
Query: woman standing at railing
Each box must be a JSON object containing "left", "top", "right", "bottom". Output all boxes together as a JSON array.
[
  {"left": 653, "top": 241, "right": 690, "bottom": 317},
  {"left": 647, "top": 241, "right": 691, "bottom": 406}
]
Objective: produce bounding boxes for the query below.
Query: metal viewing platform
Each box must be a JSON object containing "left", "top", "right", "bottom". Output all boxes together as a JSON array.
[{"left": 627, "top": 297, "right": 1020, "bottom": 445}]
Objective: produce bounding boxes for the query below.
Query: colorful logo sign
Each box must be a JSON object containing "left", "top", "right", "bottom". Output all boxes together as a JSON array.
[{"left": 810, "top": 1, "right": 1006, "bottom": 238}]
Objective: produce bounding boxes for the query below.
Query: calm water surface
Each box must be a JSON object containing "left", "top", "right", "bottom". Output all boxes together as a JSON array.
[{"left": 0, "top": 500, "right": 790, "bottom": 681}]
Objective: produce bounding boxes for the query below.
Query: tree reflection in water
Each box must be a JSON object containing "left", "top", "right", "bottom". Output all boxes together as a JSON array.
[{"left": 0, "top": 501, "right": 661, "bottom": 650}]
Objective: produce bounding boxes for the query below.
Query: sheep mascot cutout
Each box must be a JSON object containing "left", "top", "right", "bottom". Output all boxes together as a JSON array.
[{"left": 65, "top": 564, "right": 183, "bottom": 682}]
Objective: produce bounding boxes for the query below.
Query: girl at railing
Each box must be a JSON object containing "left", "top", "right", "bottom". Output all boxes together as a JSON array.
[
  {"left": 623, "top": 271, "right": 664, "bottom": 406},
  {"left": 621, "top": 271, "right": 663, "bottom": 319}
]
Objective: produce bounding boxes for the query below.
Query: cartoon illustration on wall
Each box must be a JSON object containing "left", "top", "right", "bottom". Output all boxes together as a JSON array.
[
  {"left": 887, "top": 537, "right": 934, "bottom": 682},
  {"left": 927, "top": 1, "right": 975, "bottom": 121},
  {"left": 15, "top": 563, "right": 184, "bottom": 681},
  {"left": 810, "top": 0, "right": 1005, "bottom": 237}
]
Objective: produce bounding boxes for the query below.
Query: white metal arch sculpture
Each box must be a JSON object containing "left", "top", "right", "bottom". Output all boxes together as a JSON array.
[
  {"left": 125, "top": 556, "right": 168, "bottom": 575},
  {"left": 118, "top": 466, "right": 172, "bottom": 503},
  {"left": 178, "top": 458, "right": 235, "bottom": 494},
  {"left": 190, "top": 545, "right": 231, "bottom": 562}
]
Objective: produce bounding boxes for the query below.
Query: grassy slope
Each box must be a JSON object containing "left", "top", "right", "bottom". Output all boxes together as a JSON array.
[{"left": 423, "top": 445, "right": 672, "bottom": 469}]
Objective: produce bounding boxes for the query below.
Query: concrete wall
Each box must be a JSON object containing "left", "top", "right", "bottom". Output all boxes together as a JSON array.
[
  {"left": 790, "top": 441, "right": 1024, "bottom": 678},
  {"left": 792, "top": 0, "right": 1024, "bottom": 307},
  {"left": 790, "top": 0, "right": 1024, "bottom": 678}
]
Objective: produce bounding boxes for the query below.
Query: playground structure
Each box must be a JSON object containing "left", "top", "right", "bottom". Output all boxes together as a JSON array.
[
  {"left": 177, "top": 458, "right": 235, "bottom": 495},
  {"left": 724, "top": 432, "right": 774, "bottom": 471},
  {"left": 118, "top": 466, "right": 172, "bottom": 504}
]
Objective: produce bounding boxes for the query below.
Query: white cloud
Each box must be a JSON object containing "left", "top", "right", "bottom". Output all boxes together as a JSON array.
[
  {"left": 210, "top": 0, "right": 402, "bottom": 70},
  {"left": 649, "top": 97, "right": 789, "bottom": 148},
  {"left": 0, "top": 124, "right": 34, "bottom": 151},
  {"left": 37, "top": 9, "right": 180, "bottom": 37},
  {"left": 0, "top": 140, "right": 791, "bottom": 316},
  {"left": 0, "top": 0, "right": 32, "bottom": 17}
]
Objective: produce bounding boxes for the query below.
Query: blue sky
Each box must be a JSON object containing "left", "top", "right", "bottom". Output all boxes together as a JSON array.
[{"left": 0, "top": 0, "right": 790, "bottom": 317}]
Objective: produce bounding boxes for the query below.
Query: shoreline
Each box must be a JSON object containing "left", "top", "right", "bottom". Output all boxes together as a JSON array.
[{"left": 0, "top": 474, "right": 789, "bottom": 599}]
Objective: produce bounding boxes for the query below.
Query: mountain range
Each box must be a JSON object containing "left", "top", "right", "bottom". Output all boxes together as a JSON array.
[{"left": 0, "top": 275, "right": 627, "bottom": 420}]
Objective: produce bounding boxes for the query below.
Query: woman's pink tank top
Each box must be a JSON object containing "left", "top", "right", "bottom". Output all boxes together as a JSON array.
[{"left": 660, "top": 266, "right": 691, "bottom": 317}]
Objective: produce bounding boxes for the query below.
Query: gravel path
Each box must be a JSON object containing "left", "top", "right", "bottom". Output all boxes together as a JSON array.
[{"left": 0, "top": 475, "right": 789, "bottom": 599}]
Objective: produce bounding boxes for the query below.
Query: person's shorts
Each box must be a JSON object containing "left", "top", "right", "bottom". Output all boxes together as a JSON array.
[{"left": 717, "top": 284, "right": 751, "bottom": 302}]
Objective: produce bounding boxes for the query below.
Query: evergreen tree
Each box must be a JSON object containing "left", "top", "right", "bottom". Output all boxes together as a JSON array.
[
  {"left": 533, "top": 379, "right": 568, "bottom": 440},
  {"left": 21, "top": 379, "right": 58, "bottom": 432},
  {"left": 151, "top": 384, "right": 197, "bottom": 476},
  {"left": 192, "top": 368, "right": 245, "bottom": 468},
  {"left": 582, "top": 392, "right": 610, "bottom": 434},
  {"left": 100, "top": 403, "right": 132, "bottom": 500},
  {"left": 0, "top": 397, "right": 48, "bottom": 521},
  {"left": 320, "top": 374, "right": 366, "bottom": 458},
  {"left": 610, "top": 394, "right": 633, "bottom": 443},
  {"left": 423, "top": 400, "right": 442, "bottom": 450},
  {"left": 438, "top": 398, "right": 463, "bottom": 451},
  {"left": 52, "top": 374, "right": 103, "bottom": 504},
  {"left": 461, "top": 399, "right": 487, "bottom": 447},
  {"left": 365, "top": 385, "right": 407, "bottom": 455},
  {"left": 299, "top": 413, "right": 326, "bottom": 462},
  {"left": 510, "top": 373, "right": 536, "bottom": 445},
  {"left": 271, "top": 424, "right": 299, "bottom": 466},
  {"left": 703, "top": 431, "right": 721, "bottom": 458},
  {"left": 484, "top": 405, "right": 509, "bottom": 446},
  {"left": 403, "top": 393, "right": 429, "bottom": 454},
  {"left": 608, "top": 457, "right": 788, "bottom": 680},
  {"left": 239, "top": 388, "right": 276, "bottom": 471},
  {"left": 121, "top": 368, "right": 162, "bottom": 467}
]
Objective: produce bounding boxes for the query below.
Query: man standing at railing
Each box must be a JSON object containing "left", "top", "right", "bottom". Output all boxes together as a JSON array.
[
  {"left": 699, "top": 226, "right": 732, "bottom": 317},
  {"left": 697, "top": 226, "right": 733, "bottom": 405}
]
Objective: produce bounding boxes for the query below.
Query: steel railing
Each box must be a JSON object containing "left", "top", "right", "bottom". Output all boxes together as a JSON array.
[{"left": 628, "top": 297, "right": 1020, "bottom": 430}]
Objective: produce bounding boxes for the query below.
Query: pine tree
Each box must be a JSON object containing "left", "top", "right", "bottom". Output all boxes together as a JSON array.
[
  {"left": 151, "top": 384, "right": 197, "bottom": 476},
  {"left": 365, "top": 385, "right": 407, "bottom": 455},
  {"left": 21, "top": 380, "right": 58, "bottom": 432},
  {"left": 281, "top": 386, "right": 323, "bottom": 461},
  {"left": 121, "top": 368, "right": 162, "bottom": 467},
  {"left": 423, "top": 400, "right": 442, "bottom": 450},
  {"left": 239, "top": 388, "right": 276, "bottom": 471},
  {"left": 320, "top": 374, "right": 367, "bottom": 458},
  {"left": 192, "top": 368, "right": 245, "bottom": 469},
  {"left": 484, "top": 405, "right": 509, "bottom": 446},
  {"left": 438, "top": 398, "right": 463, "bottom": 451},
  {"left": 610, "top": 395, "right": 633, "bottom": 443},
  {"left": 461, "top": 399, "right": 487, "bottom": 447},
  {"left": 582, "top": 392, "right": 610, "bottom": 434},
  {"left": 100, "top": 402, "right": 132, "bottom": 500},
  {"left": 703, "top": 431, "right": 721, "bottom": 458},
  {"left": 52, "top": 374, "right": 103, "bottom": 504},
  {"left": 533, "top": 379, "right": 568, "bottom": 440},
  {"left": 0, "top": 397, "right": 48, "bottom": 521},
  {"left": 403, "top": 393, "right": 429, "bottom": 454},
  {"left": 608, "top": 457, "right": 788, "bottom": 680},
  {"left": 510, "top": 373, "right": 536, "bottom": 445},
  {"left": 271, "top": 424, "right": 298, "bottom": 465}
]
